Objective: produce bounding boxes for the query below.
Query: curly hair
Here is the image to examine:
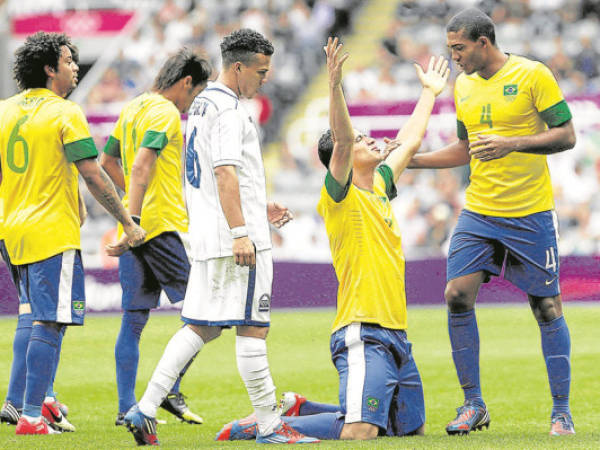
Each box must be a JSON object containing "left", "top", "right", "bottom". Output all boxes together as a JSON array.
[
  {"left": 153, "top": 48, "right": 212, "bottom": 90},
  {"left": 13, "top": 32, "right": 73, "bottom": 90},
  {"left": 317, "top": 129, "right": 334, "bottom": 169},
  {"left": 220, "top": 29, "right": 274, "bottom": 67}
]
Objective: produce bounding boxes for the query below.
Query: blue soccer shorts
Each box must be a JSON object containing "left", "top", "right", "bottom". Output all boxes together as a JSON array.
[
  {"left": 16, "top": 249, "right": 85, "bottom": 325},
  {"left": 119, "top": 231, "right": 190, "bottom": 310},
  {"left": 331, "top": 322, "right": 425, "bottom": 435},
  {"left": 447, "top": 209, "right": 560, "bottom": 297}
]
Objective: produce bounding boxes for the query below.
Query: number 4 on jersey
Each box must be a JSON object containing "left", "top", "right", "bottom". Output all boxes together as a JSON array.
[{"left": 480, "top": 104, "right": 493, "bottom": 128}]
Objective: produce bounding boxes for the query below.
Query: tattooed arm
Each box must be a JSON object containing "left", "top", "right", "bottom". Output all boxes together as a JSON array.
[{"left": 75, "top": 158, "right": 145, "bottom": 246}]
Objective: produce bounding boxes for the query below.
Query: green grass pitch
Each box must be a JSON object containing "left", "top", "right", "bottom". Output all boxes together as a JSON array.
[{"left": 0, "top": 304, "right": 598, "bottom": 448}]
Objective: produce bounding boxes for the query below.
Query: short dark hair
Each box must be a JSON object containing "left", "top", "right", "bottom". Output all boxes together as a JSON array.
[
  {"left": 317, "top": 129, "right": 334, "bottom": 169},
  {"left": 220, "top": 29, "right": 274, "bottom": 67},
  {"left": 446, "top": 8, "right": 496, "bottom": 46},
  {"left": 13, "top": 32, "right": 73, "bottom": 90},
  {"left": 153, "top": 48, "right": 212, "bottom": 90}
]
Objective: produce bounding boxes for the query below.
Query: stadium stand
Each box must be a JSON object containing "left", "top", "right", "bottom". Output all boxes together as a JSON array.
[{"left": 2, "top": 0, "right": 600, "bottom": 265}]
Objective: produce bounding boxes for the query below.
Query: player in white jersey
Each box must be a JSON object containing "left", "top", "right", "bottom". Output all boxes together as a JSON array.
[{"left": 124, "top": 29, "right": 318, "bottom": 445}]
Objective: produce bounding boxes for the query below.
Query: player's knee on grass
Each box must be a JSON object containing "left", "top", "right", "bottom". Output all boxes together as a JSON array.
[
  {"left": 529, "top": 294, "right": 563, "bottom": 322},
  {"left": 340, "top": 422, "right": 379, "bottom": 440}
]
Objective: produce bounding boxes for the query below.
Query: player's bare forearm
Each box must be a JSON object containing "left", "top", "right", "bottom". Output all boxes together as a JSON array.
[
  {"left": 76, "top": 159, "right": 135, "bottom": 227},
  {"left": 387, "top": 89, "right": 436, "bottom": 181},
  {"left": 128, "top": 147, "right": 157, "bottom": 217},
  {"left": 214, "top": 165, "right": 246, "bottom": 228},
  {"left": 78, "top": 188, "right": 87, "bottom": 227},
  {"left": 512, "top": 120, "right": 576, "bottom": 155},
  {"left": 325, "top": 37, "right": 353, "bottom": 185},
  {"left": 99, "top": 152, "right": 125, "bottom": 191},
  {"left": 408, "top": 139, "right": 470, "bottom": 169}
]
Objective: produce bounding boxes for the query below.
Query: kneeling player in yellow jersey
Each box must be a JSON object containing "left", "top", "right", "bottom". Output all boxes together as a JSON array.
[
  {"left": 0, "top": 32, "right": 145, "bottom": 436},
  {"left": 409, "top": 8, "right": 577, "bottom": 436},
  {"left": 99, "top": 49, "right": 211, "bottom": 433},
  {"left": 216, "top": 37, "right": 449, "bottom": 441}
]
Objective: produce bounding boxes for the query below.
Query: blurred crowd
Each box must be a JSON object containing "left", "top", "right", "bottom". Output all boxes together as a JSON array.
[
  {"left": 85, "top": 0, "right": 361, "bottom": 144},
  {"left": 68, "top": 0, "right": 600, "bottom": 264}
]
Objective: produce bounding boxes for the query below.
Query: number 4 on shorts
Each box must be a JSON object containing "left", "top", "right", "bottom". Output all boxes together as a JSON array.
[{"left": 545, "top": 247, "right": 557, "bottom": 272}]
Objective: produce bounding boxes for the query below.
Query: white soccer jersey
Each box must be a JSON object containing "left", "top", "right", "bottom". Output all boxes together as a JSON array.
[{"left": 185, "top": 81, "right": 271, "bottom": 261}]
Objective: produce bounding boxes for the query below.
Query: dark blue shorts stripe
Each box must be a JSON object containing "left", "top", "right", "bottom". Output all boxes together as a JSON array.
[
  {"left": 244, "top": 267, "right": 256, "bottom": 321},
  {"left": 181, "top": 317, "right": 269, "bottom": 328}
]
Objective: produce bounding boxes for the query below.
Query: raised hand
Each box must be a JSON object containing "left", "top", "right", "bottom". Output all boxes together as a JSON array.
[
  {"left": 414, "top": 55, "right": 450, "bottom": 97},
  {"left": 324, "top": 36, "right": 349, "bottom": 88}
]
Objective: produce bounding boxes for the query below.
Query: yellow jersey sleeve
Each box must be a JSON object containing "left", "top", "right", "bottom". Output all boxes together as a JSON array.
[
  {"left": 532, "top": 63, "right": 572, "bottom": 127},
  {"left": 103, "top": 115, "right": 122, "bottom": 157},
  {"left": 139, "top": 103, "right": 176, "bottom": 154},
  {"left": 454, "top": 74, "right": 469, "bottom": 140},
  {"left": 61, "top": 102, "right": 98, "bottom": 162}
]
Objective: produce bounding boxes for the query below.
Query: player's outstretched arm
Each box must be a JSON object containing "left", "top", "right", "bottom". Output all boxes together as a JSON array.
[
  {"left": 99, "top": 152, "right": 125, "bottom": 191},
  {"left": 324, "top": 37, "right": 353, "bottom": 186},
  {"left": 385, "top": 56, "right": 450, "bottom": 182},
  {"left": 408, "top": 139, "right": 471, "bottom": 169},
  {"left": 75, "top": 158, "right": 145, "bottom": 247},
  {"left": 215, "top": 165, "right": 256, "bottom": 268}
]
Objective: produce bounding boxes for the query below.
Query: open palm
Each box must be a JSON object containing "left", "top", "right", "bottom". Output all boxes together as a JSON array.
[{"left": 415, "top": 55, "right": 450, "bottom": 96}]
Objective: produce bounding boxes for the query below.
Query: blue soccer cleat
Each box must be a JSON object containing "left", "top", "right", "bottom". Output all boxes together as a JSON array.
[
  {"left": 550, "top": 413, "right": 575, "bottom": 436},
  {"left": 215, "top": 414, "right": 258, "bottom": 441},
  {"left": 256, "top": 421, "right": 320, "bottom": 444},
  {"left": 446, "top": 401, "right": 490, "bottom": 435},
  {"left": 123, "top": 405, "right": 159, "bottom": 446}
]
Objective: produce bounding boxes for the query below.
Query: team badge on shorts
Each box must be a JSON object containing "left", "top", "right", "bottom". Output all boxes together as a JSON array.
[
  {"left": 258, "top": 294, "right": 270, "bottom": 312},
  {"left": 367, "top": 397, "right": 379, "bottom": 412},
  {"left": 72, "top": 300, "right": 85, "bottom": 316}
]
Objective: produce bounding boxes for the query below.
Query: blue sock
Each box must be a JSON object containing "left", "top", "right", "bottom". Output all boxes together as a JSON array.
[
  {"left": 170, "top": 351, "right": 198, "bottom": 394},
  {"left": 115, "top": 310, "right": 149, "bottom": 413},
  {"left": 22, "top": 324, "right": 59, "bottom": 418},
  {"left": 539, "top": 315, "right": 571, "bottom": 417},
  {"left": 283, "top": 413, "right": 344, "bottom": 440},
  {"left": 448, "top": 310, "right": 484, "bottom": 407},
  {"left": 6, "top": 313, "right": 33, "bottom": 408},
  {"left": 298, "top": 400, "right": 340, "bottom": 416},
  {"left": 46, "top": 326, "right": 65, "bottom": 399}
]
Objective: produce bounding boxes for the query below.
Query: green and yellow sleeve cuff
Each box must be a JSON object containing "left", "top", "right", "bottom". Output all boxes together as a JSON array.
[
  {"left": 141, "top": 131, "right": 168, "bottom": 154},
  {"left": 457, "top": 120, "right": 468, "bottom": 140},
  {"left": 377, "top": 164, "right": 398, "bottom": 200},
  {"left": 325, "top": 170, "right": 352, "bottom": 203},
  {"left": 102, "top": 135, "right": 121, "bottom": 157},
  {"left": 540, "top": 100, "right": 572, "bottom": 128},
  {"left": 65, "top": 137, "right": 98, "bottom": 162}
]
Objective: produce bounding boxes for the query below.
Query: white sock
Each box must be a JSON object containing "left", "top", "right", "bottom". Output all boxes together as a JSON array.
[
  {"left": 236, "top": 335, "right": 280, "bottom": 436},
  {"left": 22, "top": 415, "right": 42, "bottom": 423},
  {"left": 138, "top": 326, "right": 204, "bottom": 418}
]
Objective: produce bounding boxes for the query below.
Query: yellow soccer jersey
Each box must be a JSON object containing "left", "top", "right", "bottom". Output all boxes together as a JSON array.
[
  {"left": 103, "top": 92, "right": 187, "bottom": 241},
  {"left": 317, "top": 165, "right": 407, "bottom": 333},
  {"left": 0, "top": 88, "right": 97, "bottom": 264},
  {"left": 455, "top": 54, "right": 572, "bottom": 217}
]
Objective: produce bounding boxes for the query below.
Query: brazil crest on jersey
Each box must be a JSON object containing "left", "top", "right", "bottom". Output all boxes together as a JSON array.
[
  {"left": 0, "top": 89, "right": 97, "bottom": 264},
  {"left": 317, "top": 165, "right": 407, "bottom": 333},
  {"left": 103, "top": 92, "right": 187, "bottom": 241},
  {"left": 455, "top": 54, "right": 572, "bottom": 217}
]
